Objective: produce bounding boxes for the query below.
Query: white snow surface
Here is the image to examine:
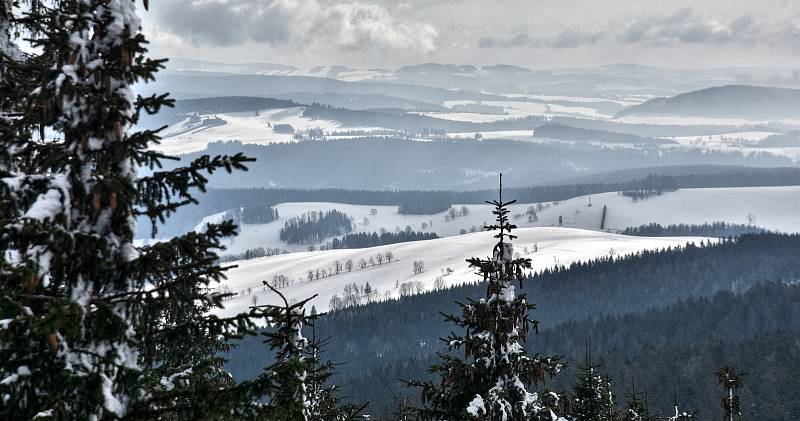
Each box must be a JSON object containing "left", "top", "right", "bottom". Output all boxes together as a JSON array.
[
  {"left": 197, "top": 186, "right": 800, "bottom": 258},
  {"left": 616, "top": 114, "right": 800, "bottom": 128},
  {"left": 671, "top": 131, "right": 777, "bottom": 143},
  {"left": 422, "top": 98, "right": 610, "bottom": 122},
  {"left": 502, "top": 93, "right": 643, "bottom": 107},
  {"left": 664, "top": 132, "right": 800, "bottom": 160},
  {"left": 446, "top": 130, "right": 534, "bottom": 140},
  {"left": 212, "top": 227, "right": 705, "bottom": 318},
  {"left": 153, "top": 108, "right": 372, "bottom": 155}
]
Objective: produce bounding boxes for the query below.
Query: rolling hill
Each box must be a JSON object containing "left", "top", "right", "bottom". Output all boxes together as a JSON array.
[
  {"left": 616, "top": 85, "right": 800, "bottom": 121},
  {"left": 211, "top": 227, "right": 705, "bottom": 319}
]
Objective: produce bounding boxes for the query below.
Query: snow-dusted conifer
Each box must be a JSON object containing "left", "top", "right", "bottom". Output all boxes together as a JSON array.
[
  {"left": 667, "top": 391, "right": 697, "bottom": 421},
  {"left": 0, "top": 1, "right": 257, "bottom": 418},
  {"left": 570, "top": 343, "right": 618, "bottom": 421},
  {"left": 254, "top": 286, "right": 364, "bottom": 420},
  {"left": 621, "top": 381, "right": 656, "bottom": 421},
  {"left": 411, "top": 175, "right": 567, "bottom": 420},
  {"left": 0, "top": 1, "right": 157, "bottom": 417},
  {"left": 716, "top": 365, "right": 744, "bottom": 421}
]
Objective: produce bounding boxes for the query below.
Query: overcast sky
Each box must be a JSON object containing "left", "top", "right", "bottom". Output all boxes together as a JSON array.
[{"left": 141, "top": 0, "right": 800, "bottom": 70}]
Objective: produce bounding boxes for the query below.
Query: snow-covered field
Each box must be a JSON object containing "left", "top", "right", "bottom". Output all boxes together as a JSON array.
[
  {"left": 425, "top": 98, "right": 611, "bottom": 122},
  {"left": 414, "top": 111, "right": 512, "bottom": 123},
  {"left": 504, "top": 94, "right": 643, "bottom": 107},
  {"left": 661, "top": 132, "right": 800, "bottom": 160},
  {"left": 671, "top": 131, "right": 777, "bottom": 144},
  {"left": 198, "top": 186, "right": 800, "bottom": 258},
  {"left": 154, "top": 108, "right": 363, "bottom": 155},
  {"left": 616, "top": 114, "right": 800, "bottom": 129},
  {"left": 212, "top": 227, "right": 706, "bottom": 317},
  {"left": 446, "top": 130, "right": 534, "bottom": 140}
]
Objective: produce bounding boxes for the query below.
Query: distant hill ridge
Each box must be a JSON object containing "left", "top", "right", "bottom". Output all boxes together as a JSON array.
[{"left": 616, "top": 84, "right": 800, "bottom": 119}]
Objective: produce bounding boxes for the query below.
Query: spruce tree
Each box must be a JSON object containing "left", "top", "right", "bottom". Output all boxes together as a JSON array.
[
  {"left": 667, "top": 388, "right": 697, "bottom": 421},
  {"left": 253, "top": 286, "right": 364, "bottom": 420},
  {"left": 716, "top": 365, "right": 744, "bottom": 421},
  {"left": 411, "top": 175, "right": 566, "bottom": 420},
  {"left": 0, "top": 1, "right": 265, "bottom": 418},
  {"left": 570, "top": 343, "right": 617, "bottom": 421},
  {"left": 621, "top": 381, "right": 656, "bottom": 421}
]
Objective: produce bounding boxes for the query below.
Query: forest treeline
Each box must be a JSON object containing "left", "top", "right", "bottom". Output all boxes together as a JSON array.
[
  {"left": 533, "top": 122, "right": 673, "bottom": 145},
  {"left": 330, "top": 231, "right": 439, "bottom": 249},
  {"left": 622, "top": 221, "right": 769, "bottom": 237},
  {"left": 143, "top": 167, "right": 800, "bottom": 237},
  {"left": 221, "top": 205, "right": 279, "bottom": 226}
]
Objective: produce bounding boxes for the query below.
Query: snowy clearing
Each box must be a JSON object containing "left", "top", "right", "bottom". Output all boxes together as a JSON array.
[
  {"left": 502, "top": 93, "right": 643, "bottom": 107},
  {"left": 212, "top": 227, "right": 706, "bottom": 318},
  {"left": 423, "top": 99, "right": 610, "bottom": 122},
  {"left": 446, "top": 130, "right": 534, "bottom": 139},
  {"left": 153, "top": 107, "right": 368, "bottom": 155},
  {"left": 615, "top": 114, "right": 800, "bottom": 129},
  {"left": 670, "top": 131, "right": 777, "bottom": 144}
]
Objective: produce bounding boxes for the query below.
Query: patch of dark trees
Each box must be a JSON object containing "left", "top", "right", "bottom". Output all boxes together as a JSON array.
[
  {"left": 272, "top": 123, "right": 295, "bottom": 134},
  {"left": 222, "top": 206, "right": 279, "bottom": 226},
  {"left": 219, "top": 246, "right": 288, "bottom": 263},
  {"left": 397, "top": 196, "right": 452, "bottom": 214},
  {"left": 534, "top": 122, "right": 675, "bottom": 145},
  {"left": 329, "top": 231, "right": 439, "bottom": 250},
  {"left": 619, "top": 187, "right": 677, "bottom": 200},
  {"left": 279, "top": 210, "right": 353, "bottom": 244},
  {"left": 622, "top": 222, "right": 769, "bottom": 238}
]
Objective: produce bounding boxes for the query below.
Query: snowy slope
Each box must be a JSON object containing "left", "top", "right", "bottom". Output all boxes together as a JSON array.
[
  {"left": 154, "top": 108, "right": 375, "bottom": 155},
  {"left": 418, "top": 98, "right": 610, "bottom": 123},
  {"left": 202, "top": 186, "right": 800, "bottom": 257},
  {"left": 661, "top": 132, "right": 800, "bottom": 160},
  {"left": 212, "top": 227, "right": 705, "bottom": 318}
]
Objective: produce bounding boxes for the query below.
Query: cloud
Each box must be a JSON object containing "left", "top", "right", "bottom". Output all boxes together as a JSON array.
[
  {"left": 151, "top": 0, "right": 438, "bottom": 53},
  {"left": 478, "top": 7, "right": 798, "bottom": 50},
  {"left": 549, "top": 29, "right": 606, "bottom": 48},
  {"left": 477, "top": 33, "right": 532, "bottom": 48},
  {"left": 313, "top": 2, "right": 438, "bottom": 52},
  {"left": 619, "top": 7, "right": 760, "bottom": 46}
]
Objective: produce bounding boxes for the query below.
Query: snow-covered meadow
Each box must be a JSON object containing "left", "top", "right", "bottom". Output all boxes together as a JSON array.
[
  {"left": 213, "top": 227, "right": 707, "bottom": 317},
  {"left": 154, "top": 107, "right": 372, "bottom": 155}
]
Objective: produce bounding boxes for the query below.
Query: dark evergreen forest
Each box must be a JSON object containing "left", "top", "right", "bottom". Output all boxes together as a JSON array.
[
  {"left": 330, "top": 231, "right": 439, "bottom": 249},
  {"left": 622, "top": 222, "right": 769, "bottom": 237},
  {"left": 279, "top": 210, "right": 353, "bottom": 244}
]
